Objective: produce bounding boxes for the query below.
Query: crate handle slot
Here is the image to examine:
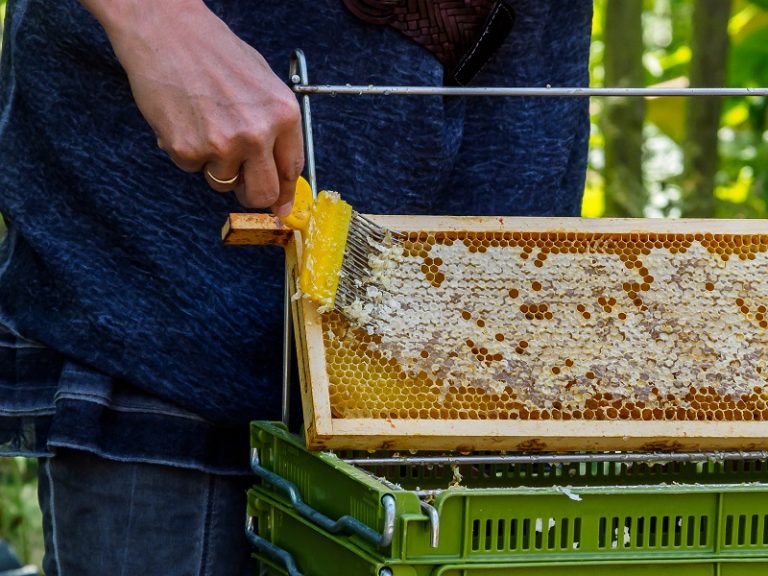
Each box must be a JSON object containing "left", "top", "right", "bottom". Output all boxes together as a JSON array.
[
  {"left": 251, "top": 448, "right": 396, "bottom": 548},
  {"left": 245, "top": 515, "right": 303, "bottom": 576}
]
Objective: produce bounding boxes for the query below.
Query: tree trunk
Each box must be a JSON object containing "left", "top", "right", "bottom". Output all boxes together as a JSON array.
[
  {"left": 601, "top": 0, "right": 645, "bottom": 217},
  {"left": 681, "top": 0, "right": 731, "bottom": 217}
]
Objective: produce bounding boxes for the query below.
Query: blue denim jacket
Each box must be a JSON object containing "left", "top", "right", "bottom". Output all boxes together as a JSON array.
[{"left": 0, "top": 0, "right": 592, "bottom": 472}]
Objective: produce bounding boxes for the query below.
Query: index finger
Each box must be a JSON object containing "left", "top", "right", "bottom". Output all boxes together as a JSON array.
[{"left": 271, "top": 117, "right": 305, "bottom": 217}]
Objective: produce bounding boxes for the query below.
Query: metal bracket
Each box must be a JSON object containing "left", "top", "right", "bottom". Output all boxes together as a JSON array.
[
  {"left": 289, "top": 49, "right": 318, "bottom": 197},
  {"left": 251, "top": 448, "right": 396, "bottom": 548},
  {"left": 276, "top": 48, "right": 768, "bottom": 511},
  {"left": 280, "top": 49, "right": 320, "bottom": 428},
  {"left": 280, "top": 48, "right": 768, "bottom": 432}
]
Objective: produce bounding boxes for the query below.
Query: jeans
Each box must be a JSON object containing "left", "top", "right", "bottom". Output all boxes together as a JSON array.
[{"left": 37, "top": 449, "right": 257, "bottom": 576}]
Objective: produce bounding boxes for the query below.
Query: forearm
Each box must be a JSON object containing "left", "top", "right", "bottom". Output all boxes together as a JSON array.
[
  {"left": 79, "top": 0, "right": 211, "bottom": 62},
  {"left": 80, "top": 0, "right": 202, "bottom": 34}
]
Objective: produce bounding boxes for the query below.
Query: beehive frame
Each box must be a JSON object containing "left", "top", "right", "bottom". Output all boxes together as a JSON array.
[{"left": 225, "top": 214, "right": 768, "bottom": 452}]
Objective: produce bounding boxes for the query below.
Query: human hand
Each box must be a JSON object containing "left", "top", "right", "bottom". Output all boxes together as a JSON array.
[{"left": 81, "top": 0, "right": 304, "bottom": 215}]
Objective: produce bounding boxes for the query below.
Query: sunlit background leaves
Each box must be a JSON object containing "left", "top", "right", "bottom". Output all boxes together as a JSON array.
[{"left": 585, "top": 0, "right": 768, "bottom": 219}]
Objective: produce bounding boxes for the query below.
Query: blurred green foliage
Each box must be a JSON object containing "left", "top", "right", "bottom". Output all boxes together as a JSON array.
[
  {"left": 0, "top": 458, "right": 43, "bottom": 571},
  {"left": 585, "top": 0, "right": 768, "bottom": 218}
]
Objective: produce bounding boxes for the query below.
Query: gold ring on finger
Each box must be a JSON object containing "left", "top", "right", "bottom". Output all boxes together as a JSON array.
[{"left": 206, "top": 169, "right": 240, "bottom": 186}]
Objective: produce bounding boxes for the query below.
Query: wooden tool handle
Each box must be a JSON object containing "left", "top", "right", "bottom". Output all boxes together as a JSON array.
[
  {"left": 221, "top": 177, "right": 314, "bottom": 246},
  {"left": 221, "top": 213, "right": 294, "bottom": 246}
]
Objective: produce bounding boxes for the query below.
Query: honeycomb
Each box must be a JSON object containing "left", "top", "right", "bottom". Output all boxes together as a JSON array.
[{"left": 321, "top": 229, "right": 768, "bottom": 423}]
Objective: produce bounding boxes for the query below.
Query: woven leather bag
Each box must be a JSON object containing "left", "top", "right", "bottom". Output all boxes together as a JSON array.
[{"left": 342, "top": 0, "right": 514, "bottom": 85}]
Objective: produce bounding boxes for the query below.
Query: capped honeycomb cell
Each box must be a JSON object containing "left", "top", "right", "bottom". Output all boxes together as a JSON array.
[{"left": 312, "top": 229, "right": 768, "bottom": 426}]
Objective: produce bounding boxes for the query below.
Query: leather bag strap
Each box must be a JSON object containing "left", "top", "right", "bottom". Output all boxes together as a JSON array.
[{"left": 342, "top": 0, "right": 515, "bottom": 85}]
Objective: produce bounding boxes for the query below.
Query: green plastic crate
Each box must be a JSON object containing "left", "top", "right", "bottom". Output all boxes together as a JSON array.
[
  {"left": 249, "top": 484, "right": 768, "bottom": 576},
  {"left": 250, "top": 421, "right": 768, "bottom": 567}
]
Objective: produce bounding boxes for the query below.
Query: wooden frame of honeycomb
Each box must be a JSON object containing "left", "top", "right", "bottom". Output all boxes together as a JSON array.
[{"left": 225, "top": 213, "right": 768, "bottom": 452}]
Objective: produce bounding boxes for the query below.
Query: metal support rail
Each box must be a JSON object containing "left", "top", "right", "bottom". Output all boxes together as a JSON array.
[
  {"left": 343, "top": 450, "right": 768, "bottom": 467},
  {"left": 291, "top": 85, "right": 768, "bottom": 98}
]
